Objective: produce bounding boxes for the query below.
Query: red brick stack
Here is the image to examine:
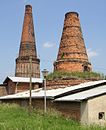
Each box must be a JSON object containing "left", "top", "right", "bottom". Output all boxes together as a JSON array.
[
  {"left": 15, "top": 5, "right": 40, "bottom": 78},
  {"left": 54, "top": 12, "right": 92, "bottom": 72}
]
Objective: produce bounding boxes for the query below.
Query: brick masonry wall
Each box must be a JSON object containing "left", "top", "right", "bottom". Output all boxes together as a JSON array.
[
  {"left": 0, "top": 98, "right": 81, "bottom": 121},
  {"left": 6, "top": 80, "right": 40, "bottom": 94},
  {"left": 15, "top": 59, "right": 40, "bottom": 78},
  {"left": 0, "top": 86, "right": 7, "bottom": 96},
  {"left": 6, "top": 80, "right": 16, "bottom": 94},
  {"left": 54, "top": 61, "right": 91, "bottom": 72},
  {"left": 46, "top": 78, "right": 97, "bottom": 89},
  {"left": 54, "top": 101, "right": 80, "bottom": 120}
]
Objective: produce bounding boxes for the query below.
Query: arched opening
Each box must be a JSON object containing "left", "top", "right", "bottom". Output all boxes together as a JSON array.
[
  {"left": 84, "top": 66, "right": 88, "bottom": 72},
  {"left": 82, "top": 63, "right": 90, "bottom": 72}
]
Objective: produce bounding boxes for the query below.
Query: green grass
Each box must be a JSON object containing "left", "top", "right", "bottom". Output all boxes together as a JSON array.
[
  {"left": 46, "top": 71, "right": 106, "bottom": 80},
  {"left": 0, "top": 103, "right": 106, "bottom": 130}
]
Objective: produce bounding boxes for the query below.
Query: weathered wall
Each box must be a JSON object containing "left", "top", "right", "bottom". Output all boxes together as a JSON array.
[
  {"left": 54, "top": 61, "right": 91, "bottom": 73},
  {"left": 54, "top": 12, "right": 92, "bottom": 72},
  {"left": 81, "top": 101, "right": 88, "bottom": 124},
  {"left": 54, "top": 101, "right": 80, "bottom": 120},
  {"left": 6, "top": 80, "right": 16, "bottom": 94},
  {"left": 15, "top": 5, "right": 40, "bottom": 78},
  {"left": 6, "top": 81, "right": 40, "bottom": 95},
  {"left": 0, "top": 98, "right": 80, "bottom": 121},
  {"left": 87, "top": 95, "right": 106, "bottom": 125},
  {"left": 46, "top": 78, "right": 97, "bottom": 89},
  {"left": 0, "top": 86, "right": 7, "bottom": 96}
]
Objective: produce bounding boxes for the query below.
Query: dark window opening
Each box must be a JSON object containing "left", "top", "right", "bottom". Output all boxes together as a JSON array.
[
  {"left": 98, "top": 112, "right": 105, "bottom": 120},
  {"left": 83, "top": 65, "right": 90, "bottom": 72},
  {"left": 84, "top": 66, "right": 88, "bottom": 72}
]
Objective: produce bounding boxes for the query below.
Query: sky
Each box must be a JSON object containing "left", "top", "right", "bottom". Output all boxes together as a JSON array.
[{"left": 0, "top": 0, "right": 106, "bottom": 83}]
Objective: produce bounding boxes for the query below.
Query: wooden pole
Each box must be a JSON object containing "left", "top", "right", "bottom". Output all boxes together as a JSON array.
[{"left": 29, "top": 56, "right": 32, "bottom": 115}]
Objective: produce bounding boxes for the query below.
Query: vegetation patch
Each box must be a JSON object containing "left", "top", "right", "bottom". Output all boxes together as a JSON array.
[
  {"left": 0, "top": 103, "right": 106, "bottom": 130},
  {"left": 46, "top": 71, "right": 106, "bottom": 80}
]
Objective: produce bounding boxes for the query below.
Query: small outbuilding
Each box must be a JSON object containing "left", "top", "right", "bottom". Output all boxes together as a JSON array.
[
  {"left": 55, "top": 84, "right": 106, "bottom": 125},
  {"left": 3, "top": 76, "right": 43, "bottom": 94}
]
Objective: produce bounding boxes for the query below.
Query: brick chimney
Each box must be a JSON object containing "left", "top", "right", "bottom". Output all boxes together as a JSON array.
[
  {"left": 15, "top": 5, "right": 40, "bottom": 78},
  {"left": 54, "top": 12, "right": 92, "bottom": 72}
]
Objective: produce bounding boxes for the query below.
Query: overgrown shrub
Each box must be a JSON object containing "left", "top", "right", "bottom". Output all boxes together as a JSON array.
[{"left": 46, "top": 71, "right": 105, "bottom": 80}]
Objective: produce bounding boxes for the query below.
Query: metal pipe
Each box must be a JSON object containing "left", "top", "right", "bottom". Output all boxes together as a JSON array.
[{"left": 44, "top": 78, "right": 46, "bottom": 113}]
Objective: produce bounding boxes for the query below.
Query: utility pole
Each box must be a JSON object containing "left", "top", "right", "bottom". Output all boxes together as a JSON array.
[{"left": 29, "top": 56, "right": 32, "bottom": 115}]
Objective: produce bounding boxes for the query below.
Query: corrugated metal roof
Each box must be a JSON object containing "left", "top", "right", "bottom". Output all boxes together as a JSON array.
[
  {"left": 4, "top": 76, "right": 43, "bottom": 83},
  {"left": 0, "top": 80, "right": 106, "bottom": 100},
  {"left": 55, "top": 85, "right": 106, "bottom": 101},
  {"left": 0, "top": 88, "right": 42, "bottom": 99}
]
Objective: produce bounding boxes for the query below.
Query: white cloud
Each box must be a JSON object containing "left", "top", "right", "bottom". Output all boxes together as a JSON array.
[
  {"left": 43, "top": 42, "right": 54, "bottom": 48},
  {"left": 23, "top": 0, "right": 30, "bottom": 4},
  {"left": 87, "top": 48, "right": 98, "bottom": 58},
  {"left": 24, "top": 0, "right": 27, "bottom": 3}
]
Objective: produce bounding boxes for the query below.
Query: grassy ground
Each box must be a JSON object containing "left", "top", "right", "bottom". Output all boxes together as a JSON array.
[{"left": 0, "top": 104, "right": 105, "bottom": 130}]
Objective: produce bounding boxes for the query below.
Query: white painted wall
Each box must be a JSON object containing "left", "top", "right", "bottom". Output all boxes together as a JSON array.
[
  {"left": 81, "top": 101, "right": 88, "bottom": 124},
  {"left": 81, "top": 94, "right": 106, "bottom": 125},
  {"left": 88, "top": 95, "right": 106, "bottom": 125}
]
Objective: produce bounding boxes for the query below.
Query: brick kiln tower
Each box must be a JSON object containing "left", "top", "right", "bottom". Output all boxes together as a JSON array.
[
  {"left": 54, "top": 12, "right": 92, "bottom": 72},
  {"left": 15, "top": 5, "right": 40, "bottom": 78}
]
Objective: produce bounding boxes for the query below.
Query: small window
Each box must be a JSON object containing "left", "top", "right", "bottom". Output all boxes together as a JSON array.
[
  {"left": 84, "top": 66, "right": 88, "bottom": 72},
  {"left": 98, "top": 112, "right": 105, "bottom": 120}
]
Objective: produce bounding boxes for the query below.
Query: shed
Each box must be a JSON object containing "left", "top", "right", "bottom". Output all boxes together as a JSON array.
[
  {"left": 55, "top": 85, "right": 106, "bottom": 125},
  {"left": 3, "top": 76, "right": 43, "bottom": 94}
]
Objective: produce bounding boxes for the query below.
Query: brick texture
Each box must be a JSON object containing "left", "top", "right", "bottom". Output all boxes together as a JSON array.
[
  {"left": 54, "top": 12, "right": 92, "bottom": 72},
  {"left": 15, "top": 5, "right": 40, "bottom": 78},
  {"left": 0, "top": 86, "right": 7, "bottom": 96},
  {"left": 0, "top": 98, "right": 81, "bottom": 121},
  {"left": 54, "top": 101, "right": 80, "bottom": 120},
  {"left": 5, "top": 80, "right": 40, "bottom": 95},
  {"left": 46, "top": 78, "right": 98, "bottom": 89}
]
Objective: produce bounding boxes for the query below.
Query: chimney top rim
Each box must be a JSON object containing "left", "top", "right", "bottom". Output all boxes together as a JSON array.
[
  {"left": 65, "top": 12, "right": 79, "bottom": 17},
  {"left": 25, "top": 5, "right": 32, "bottom": 9}
]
